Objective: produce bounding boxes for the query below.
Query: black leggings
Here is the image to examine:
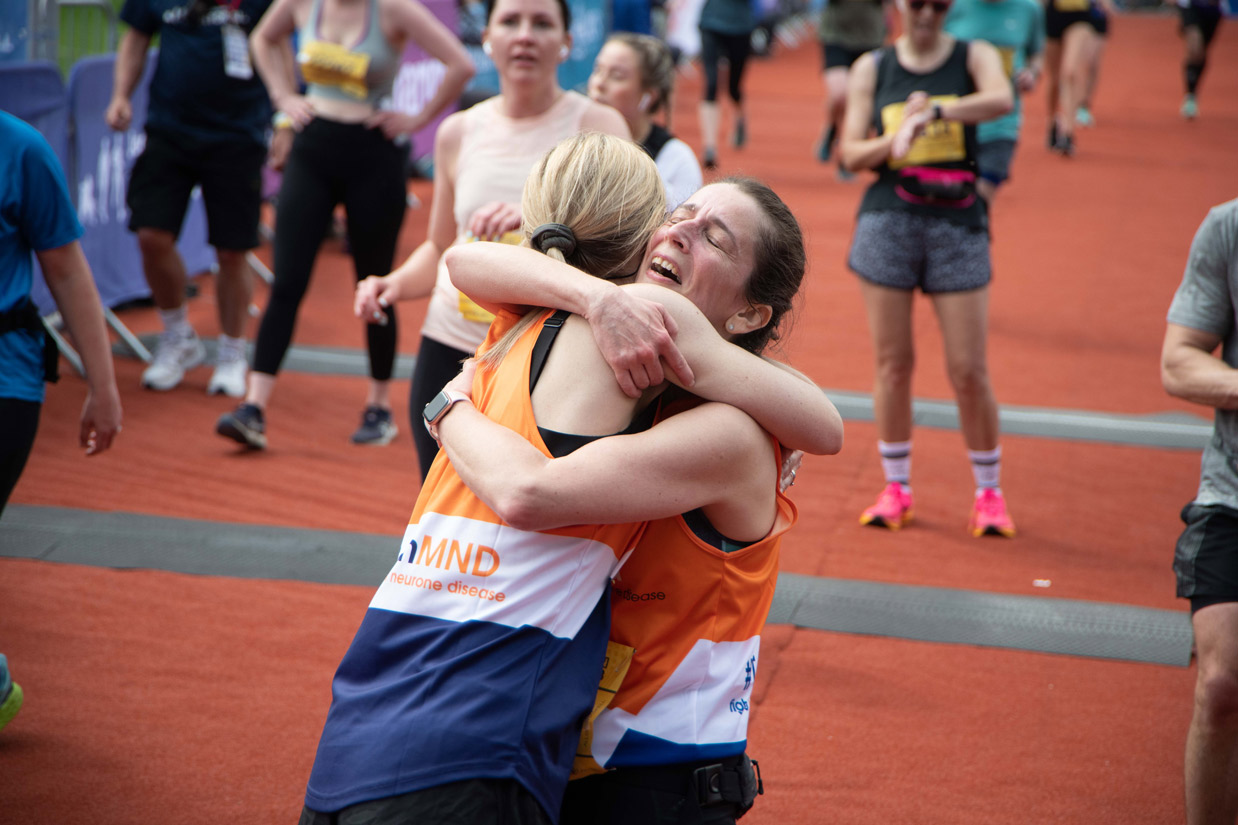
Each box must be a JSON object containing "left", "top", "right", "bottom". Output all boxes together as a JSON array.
[
  {"left": 699, "top": 27, "right": 752, "bottom": 103},
  {"left": 253, "top": 118, "right": 407, "bottom": 380},
  {"left": 409, "top": 336, "right": 472, "bottom": 480},
  {"left": 0, "top": 398, "right": 40, "bottom": 519}
]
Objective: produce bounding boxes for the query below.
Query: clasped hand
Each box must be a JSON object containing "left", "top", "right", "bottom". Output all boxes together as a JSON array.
[{"left": 586, "top": 288, "right": 694, "bottom": 398}]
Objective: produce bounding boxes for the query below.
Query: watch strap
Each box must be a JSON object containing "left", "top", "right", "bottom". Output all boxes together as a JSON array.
[{"left": 423, "top": 390, "right": 471, "bottom": 442}]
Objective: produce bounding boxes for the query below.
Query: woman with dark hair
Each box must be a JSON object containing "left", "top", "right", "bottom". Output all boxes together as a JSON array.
[
  {"left": 432, "top": 176, "right": 840, "bottom": 824},
  {"left": 840, "top": 0, "right": 1015, "bottom": 537}
]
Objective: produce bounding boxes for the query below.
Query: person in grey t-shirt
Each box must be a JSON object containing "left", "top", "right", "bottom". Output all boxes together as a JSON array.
[{"left": 1161, "top": 197, "right": 1238, "bottom": 825}]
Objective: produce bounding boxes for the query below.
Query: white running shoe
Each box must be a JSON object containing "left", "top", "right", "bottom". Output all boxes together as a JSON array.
[
  {"left": 207, "top": 348, "right": 248, "bottom": 397},
  {"left": 142, "top": 329, "right": 206, "bottom": 391}
]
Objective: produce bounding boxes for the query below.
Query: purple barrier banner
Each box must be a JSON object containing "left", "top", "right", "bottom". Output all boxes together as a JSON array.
[
  {"left": 0, "top": 62, "right": 71, "bottom": 182},
  {"left": 391, "top": 0, "right": 460, "bottom": 161}
]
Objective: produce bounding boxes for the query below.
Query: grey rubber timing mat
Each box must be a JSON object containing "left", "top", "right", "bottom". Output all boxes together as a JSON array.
[
  {"left": 4, "top": 505, "right": 1193, "bottom": 667},
  {"left": 769, "top": 572, "right": 1193, "bottom": 667}
]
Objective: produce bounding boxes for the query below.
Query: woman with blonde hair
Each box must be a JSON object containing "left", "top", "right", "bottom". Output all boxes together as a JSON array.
[{"left": 304, "top": 132, "right": 668, "bottom": 825}]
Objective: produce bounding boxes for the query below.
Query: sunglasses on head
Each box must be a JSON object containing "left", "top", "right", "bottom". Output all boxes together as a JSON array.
[{"left": 909, "top": 0, "right": 951, "bottom": 11}]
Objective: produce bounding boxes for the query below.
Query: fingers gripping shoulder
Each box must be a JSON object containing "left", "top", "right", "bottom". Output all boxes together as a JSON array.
[{"left": 619, "top": 282, "right": 710, "bottom": 331}]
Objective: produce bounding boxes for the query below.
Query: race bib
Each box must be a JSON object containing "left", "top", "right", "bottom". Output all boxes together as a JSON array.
[
  {"left": 1053, "top": 0, "right": 1091, "bottom": 11},
  {"left": 570, "top": 641, "right": 635, "bottom": 779},
  {"left": 996, "top": 45, "right": 1016, "bottom": 77},
  {"left": 222, "top": 24, "right": 253, "bottom": 79},
  {"left": 881, "top": 95, "right": 966, "bottom": 170},
  {"left": 298, "top": 40, "right": 370, "bottom": 99},
  {"left": 457, "top": 230, "right": 523, "bottom": 323}
]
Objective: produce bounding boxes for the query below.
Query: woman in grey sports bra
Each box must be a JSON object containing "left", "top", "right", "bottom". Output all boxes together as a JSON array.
[{"left": 214, "top": 0, "right": 473, "bottom": 451}]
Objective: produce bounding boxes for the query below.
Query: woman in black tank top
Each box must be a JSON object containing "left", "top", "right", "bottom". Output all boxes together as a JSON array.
[{"left": 838, "top": 0, "right": 1020, "bottom": 539}]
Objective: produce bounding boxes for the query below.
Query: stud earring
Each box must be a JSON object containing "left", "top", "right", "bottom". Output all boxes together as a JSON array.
[
  {"left": 726, "top": 322, "right": 735, "bottom": 332},
  {"left": 559, "top": 45, "right": 569, "bottom": 61},
  {"left": 482, "top": 41, "right": 492, "bottom": 57}
]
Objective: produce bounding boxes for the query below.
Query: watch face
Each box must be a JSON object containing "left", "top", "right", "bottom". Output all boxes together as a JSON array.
[{"left": 423, "top": 392, "right": 451, "bottom": 423}]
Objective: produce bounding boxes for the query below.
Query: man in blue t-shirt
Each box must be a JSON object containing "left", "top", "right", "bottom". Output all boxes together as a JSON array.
[
  {"left": 106, "top": 0, "right": 277, "bottom": 398},
  {"left": 944, "top": 0, "right": 1044, "bottom": 202},
  {"left": 0, "top": 111, "right": 123, "bottom": 518}
]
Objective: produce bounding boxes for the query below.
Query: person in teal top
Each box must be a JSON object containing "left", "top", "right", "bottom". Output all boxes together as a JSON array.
[{"left": 944, "top": 0, "right": 1044, "bottom": 201}]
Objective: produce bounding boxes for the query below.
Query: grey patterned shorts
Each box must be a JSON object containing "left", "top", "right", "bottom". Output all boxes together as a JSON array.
[{"left": 848, "top": 211, "right": 991, "bottom": 294}]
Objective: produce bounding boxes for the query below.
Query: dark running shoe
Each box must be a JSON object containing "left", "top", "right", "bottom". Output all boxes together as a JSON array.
[
  {"left": 1047, "top": 121, "right": 1059, "bottom": 150},
  {"left": 351, "top": 405, "right": 398, "bottom": 446},
  {"left": 816, "top": 125, "right": 835, "bottom": 163},
  {"left": 1053, "top": 133, "right": 1075, "bottom": 158},
  {"left": 732, "top": 117, "right": 747, "bottom": 149},
  {"left": 703, "top": 150, "right": 718, "bottom": 170},
  {"left": 216, "top": 402, "right": 267, "bottom": 449}
]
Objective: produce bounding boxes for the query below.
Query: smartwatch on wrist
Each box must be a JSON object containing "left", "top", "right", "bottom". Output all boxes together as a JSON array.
[
  {"left": 423, "top": 390, "right": 471, "bottom": 442},
  {"left": 931, "top": 103, "right": 944, "bottom": 122}
]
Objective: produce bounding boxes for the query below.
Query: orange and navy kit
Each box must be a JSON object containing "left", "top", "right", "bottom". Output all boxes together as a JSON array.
[
  {"left": 577, "top": 440, "right": 798, "bottom": 772},
  {"left": 305, "top": 309, "right": 647, "bottom": 818}
]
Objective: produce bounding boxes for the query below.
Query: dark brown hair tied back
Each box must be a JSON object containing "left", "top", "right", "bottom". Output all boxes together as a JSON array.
[{"left": 531, "top": 223, "right": 577, "bottom": 257}]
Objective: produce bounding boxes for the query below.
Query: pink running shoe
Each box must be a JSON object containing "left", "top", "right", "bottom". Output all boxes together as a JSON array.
[
  {"left": 969, "top": 488, "right": 1016, "bottom": 538},
  {"left": 860, "top": 483, "right": 914, "bottom": 530}
]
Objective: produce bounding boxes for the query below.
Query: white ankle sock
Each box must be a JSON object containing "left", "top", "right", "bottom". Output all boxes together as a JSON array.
[
  {"left": 878, "top": 440, "right": 912, "bottom": 486},
  {"left": 969, "top": 446, "right": 1002, "bottom": 489},
  {"left": 216, "top": 334, "right": 246, "bottom": 361},
  {"left": 158, "top": 306, "right": 193, "bottom": 338}
]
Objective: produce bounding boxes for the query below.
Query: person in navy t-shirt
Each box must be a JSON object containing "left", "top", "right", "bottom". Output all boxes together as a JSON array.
[{"left": 106, "top": 0, "right": 278, "bottom": 399}]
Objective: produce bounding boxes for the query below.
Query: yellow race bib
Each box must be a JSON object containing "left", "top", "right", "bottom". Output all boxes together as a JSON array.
[
  {"left": 881, "top": 95, "right": 966, "bottom": 170},
  {"left": 570, "top": 641, "right": 635, "bottom": 779},
  {"left": 996, "top": 45, "right": 1016, "bottom": 78},
  {"left": 1053, "top": 0, "right": 1091, "bottom": 12},
  {"left": 298, "top": 41, "right": 370, "bottom": 100},
  {"left": 457, "top": 230, "right": 524, "bottom": 323}
]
